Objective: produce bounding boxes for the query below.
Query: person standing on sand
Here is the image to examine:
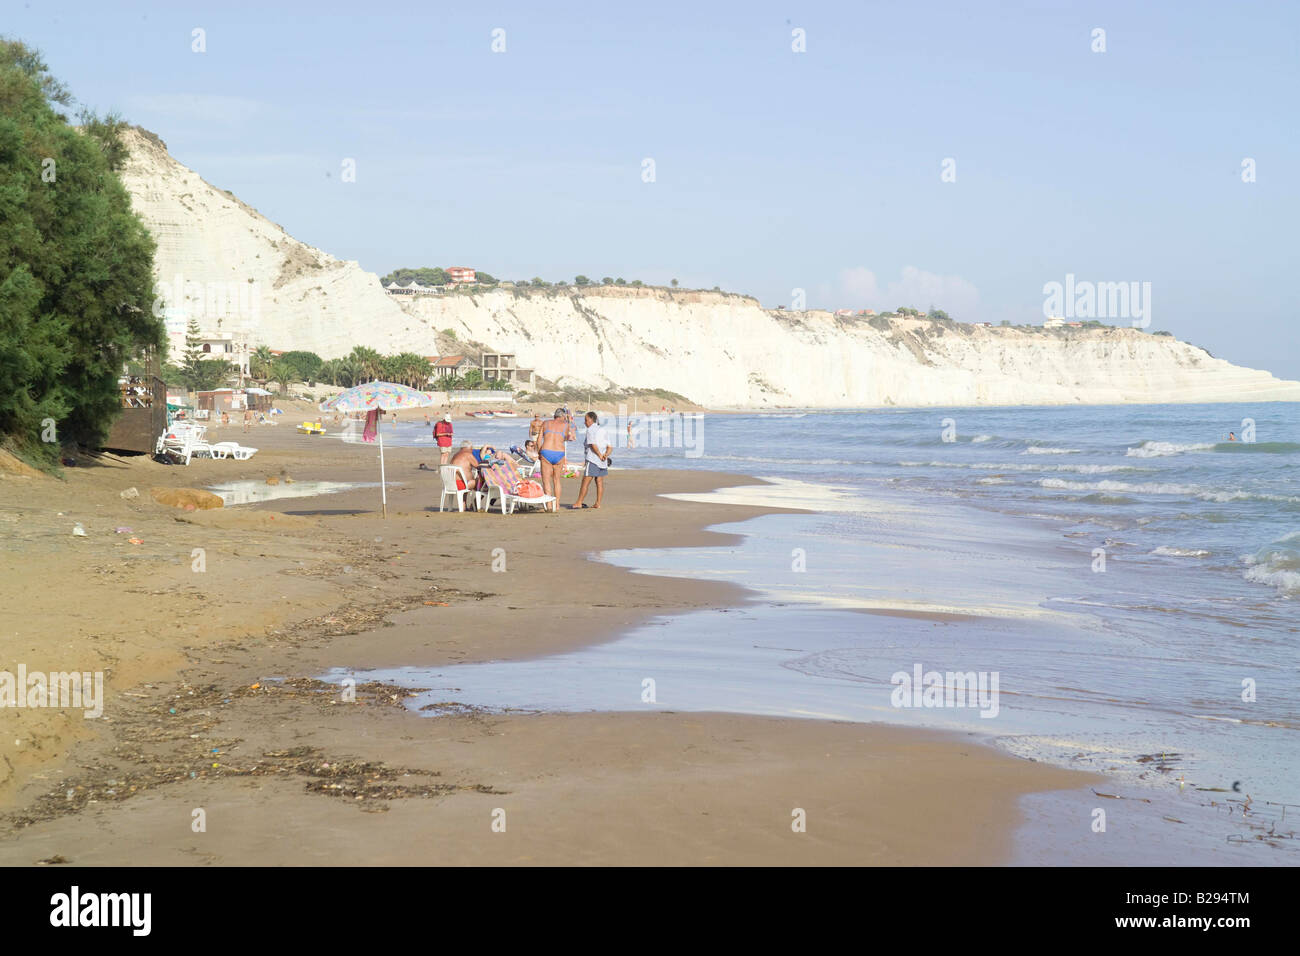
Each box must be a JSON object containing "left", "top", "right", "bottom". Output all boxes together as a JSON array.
[
  {"left": 573, "top": 411, "right": 611, "bottom": 509},
  {"left": 434, "top": 414, "right": 454, "bottom": 464},
  {"left": 529, "top": 412, "right": 543, "bottom": 444},
  {"left": 243, "top": 408, "right": 253, "bottom": 433},
  {"left": 538, "top": 407, "right": 576, "bottom": 503}
]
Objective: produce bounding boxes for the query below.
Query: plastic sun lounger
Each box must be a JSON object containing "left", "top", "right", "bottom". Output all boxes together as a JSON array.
[
  {"left": 478, "top": 462, "right": 557, "bottom": 515},
  {"left": 502, "top": 491, "right": 557, "bottom": 514},
  {"left": 211, "top": 442, "right": 257, "bottom": 460},
  {"left": 161, "top": 435, "right": 214, "bottom": 465}
]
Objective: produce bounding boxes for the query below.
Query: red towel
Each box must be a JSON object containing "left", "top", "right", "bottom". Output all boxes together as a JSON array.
[{"left": 362, "top": 409, "right": 379, "bottom": 443}]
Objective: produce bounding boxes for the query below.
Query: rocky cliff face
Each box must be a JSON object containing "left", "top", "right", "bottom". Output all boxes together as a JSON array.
[{"left": 120, "top": 128, "right": 1300, "bottom": 408}]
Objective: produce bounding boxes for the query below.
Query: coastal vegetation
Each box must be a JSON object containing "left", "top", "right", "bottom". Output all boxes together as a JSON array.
[
  {"left": 163, "top": 319, "right": 232, "bottom": 391},
  {"left": 380, "top": 267, "right": 498, "bottom": 287},
  {"left": 0, "top": 38, "right": 161, "bottom": 465}
]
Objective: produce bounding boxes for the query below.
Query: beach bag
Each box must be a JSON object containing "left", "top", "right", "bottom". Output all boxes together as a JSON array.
[{"left": 517, "top": 479, "right": 544, "bottom": 498}]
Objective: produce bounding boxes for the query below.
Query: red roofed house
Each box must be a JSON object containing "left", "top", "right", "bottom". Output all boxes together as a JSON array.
[
  {"left": 446, "top": 267, "right": 476, "bottom": 285},
  {"left": 429, "top": 355, "right": 477, "bottom": 382}
]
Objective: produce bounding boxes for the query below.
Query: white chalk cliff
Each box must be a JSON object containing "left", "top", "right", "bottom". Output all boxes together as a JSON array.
[{"left": 120, "top": 127, "right": 1300, "bottom": 408}]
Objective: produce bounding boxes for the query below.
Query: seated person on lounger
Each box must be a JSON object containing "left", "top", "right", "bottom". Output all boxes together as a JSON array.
[
  {"left": 508, "top": 442, "right": 539, "bottom": 464},
  {"left": 447, "top": 443, "right": 478, "bottom": 498}
]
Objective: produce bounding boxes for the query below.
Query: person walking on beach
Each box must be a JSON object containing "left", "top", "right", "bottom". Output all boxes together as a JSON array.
[
  {"left": 538, "top": 407, "right": 576, "bottom": 503},
  {"left": 243, "top": 408, "right": 253, "bottom": 433},
  {"left": 626, "top": 418, "right": 635, "bottom": 449},
  {"left": 573, "top": 411, "right": 611, "bottom": 509},
  {"left": 433, "top": 414, "right": 455, "bottom": 465}
]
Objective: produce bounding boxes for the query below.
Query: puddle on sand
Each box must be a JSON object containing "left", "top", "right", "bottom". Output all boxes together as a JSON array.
[{"left": 207, "top": 480, "right": 384, "bottom": 506}]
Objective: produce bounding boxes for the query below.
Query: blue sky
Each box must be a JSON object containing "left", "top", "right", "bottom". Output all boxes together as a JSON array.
[{"left": 10, "top": 0, "right": 1300, "bottom": 378}]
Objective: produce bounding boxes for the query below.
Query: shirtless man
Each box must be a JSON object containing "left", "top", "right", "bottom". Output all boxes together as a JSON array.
[
  {"left": 537, "top": 407, "right": 576, "bottom": 506},
  {"left": 447, "top": 442, "right": 478, "bottom": 506},
  {"left": 243, "top": 408, "right": 253, "bottom": 433},
  {"left": 528, "top": 412, "right": 543, "bottom": 444}
]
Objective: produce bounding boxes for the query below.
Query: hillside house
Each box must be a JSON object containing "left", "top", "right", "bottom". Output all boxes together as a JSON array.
[
  {"left": 481, "top": 353, "right": 534, "bottom": 386},
  {"left": 429, "top": 355, "right": 478, "bottom": 381}
]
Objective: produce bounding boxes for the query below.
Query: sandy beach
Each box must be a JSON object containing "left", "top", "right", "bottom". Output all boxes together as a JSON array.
[{"left": 0, "top": 420, "right": 1090, "bottom": 865}]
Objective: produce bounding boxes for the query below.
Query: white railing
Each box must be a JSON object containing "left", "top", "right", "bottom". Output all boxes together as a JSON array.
[{"left": 446, "top": 390, "right": 513, "bottom": 403}]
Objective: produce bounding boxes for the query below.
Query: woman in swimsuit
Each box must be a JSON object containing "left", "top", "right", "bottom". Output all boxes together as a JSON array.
[{"left": 537, "top": 407, "right": 576, "bottom": 502}]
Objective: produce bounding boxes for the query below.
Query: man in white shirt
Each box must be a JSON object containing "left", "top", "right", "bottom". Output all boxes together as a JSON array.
[{"left": 573, "top": 411, "right": 611, "bottom": 509}]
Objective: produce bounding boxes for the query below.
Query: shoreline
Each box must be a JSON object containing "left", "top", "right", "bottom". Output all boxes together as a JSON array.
[{"left": 0, "top": 426, "right": 1092, "bottom": 864}]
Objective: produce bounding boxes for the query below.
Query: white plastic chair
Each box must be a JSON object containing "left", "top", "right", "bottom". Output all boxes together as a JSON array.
[{"left": 439, "top": 465, "right": 471, "bottom": 512}]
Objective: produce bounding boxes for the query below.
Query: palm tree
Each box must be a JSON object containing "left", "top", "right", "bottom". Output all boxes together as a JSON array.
[
  {"left": 337, "top": 357, "right": 364, "bottom": 387},
  {"left": 251, "top": 345, "right": 274, "bottom": 380},
  {"left": 462, "top": 368, "right": 484, "bottom": 389},
  {"left": 268, "top": 360, "right": 294, "bottom": 394},
  {"left": 393, "top": 352, "right": 431, "bottom": 388},
  {"left": 349, "top": 346, "right": 383, "bottom": 381},
  {"left": 318, "top": 358, "right": 342, "bottom": 386}
]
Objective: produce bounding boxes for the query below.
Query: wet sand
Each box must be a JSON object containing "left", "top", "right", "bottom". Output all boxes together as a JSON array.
[{"left": 0, "top": 420, "right": 1091, "bottom": 864}]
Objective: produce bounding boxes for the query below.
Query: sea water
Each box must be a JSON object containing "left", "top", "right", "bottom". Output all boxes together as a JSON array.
[{"left": 330, "top": 403, "right": 1298, "bottom": 861}]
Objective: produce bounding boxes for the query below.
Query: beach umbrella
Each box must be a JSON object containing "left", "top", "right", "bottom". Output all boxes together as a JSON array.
[{"left": 320, "top": 381, "right": 436, "bottom": 516}]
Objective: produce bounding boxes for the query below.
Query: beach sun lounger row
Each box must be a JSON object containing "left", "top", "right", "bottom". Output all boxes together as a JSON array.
[{"left": 437, "top": 464, "right": 557, "bottom": 514}]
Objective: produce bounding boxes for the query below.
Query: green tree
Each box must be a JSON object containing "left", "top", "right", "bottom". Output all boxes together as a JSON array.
[
  {"left": 267, "top": 360, "right": 294, "bottom": 394},
  {"left": 474, "top": 271, "right": 497, "bottom": 285},
  {"left": 337, "top": 357, "right": 364, "bottom": 387},
  {"left": 250, "top": 344, "right": 275, "bottom": 379},
  {"left": 0, "top": 38, "right": 163, "bottom": 463},
  {"left": 630, "top": 279, "right": 644, "bottom": 287},
  {"left": 178, "top": 319, "right": 232, "bottom": 391},
  {"left": 279, "top": 350, "right": 322, "bottom": 381},
  {"left": 530, "top": 277, "right": 549, "bottom": 287},
  {"left": 671, "top": 278, "right": 679, "bottom": 288},
  {"left": 317, "top": 358, "right": 341, "bottom": 385},
  {"left": 348, "top": 346, "right": 382, "bottom": 381},
  {"left": 462, "top": 368, "right": 484, "bottom": 388},
  {"left": 601, "top": 277, "right": 614, "bottom": 285},
  {"left": 927, "top": 309, "right": 950, "bottom": 321},
  {"left": 391, "top": 352, "right": 429, "bottom": 388},
  {"left": 574, "top": 275, "right": 590, "bottom": 286},
  {"left": 615, "top": 277, "right": 626, "bottom": 285},
  {"left": 380, "top": 266, "right": 450, "bottom": 287}
]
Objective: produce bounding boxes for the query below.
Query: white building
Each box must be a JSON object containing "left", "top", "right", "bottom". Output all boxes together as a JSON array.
[{"left": 162, "top": 309, "right": 252, "bottom": 379}]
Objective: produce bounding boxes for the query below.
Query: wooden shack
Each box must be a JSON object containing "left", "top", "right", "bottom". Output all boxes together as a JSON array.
[{"left": 102, "top": 375, "right": 168, "bottom": 454}]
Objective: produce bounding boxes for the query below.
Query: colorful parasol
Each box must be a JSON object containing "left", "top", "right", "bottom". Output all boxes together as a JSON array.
[
  {"left": 320, "top": 381, "right": 435, "bottom": 413},
  {"left": 320, "top": 381, "right": 436, "bottom": 516}
]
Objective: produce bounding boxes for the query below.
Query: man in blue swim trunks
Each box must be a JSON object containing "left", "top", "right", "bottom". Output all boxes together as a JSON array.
[{"left": 538, "top": 407, "right": 576, "bottom": 504}]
